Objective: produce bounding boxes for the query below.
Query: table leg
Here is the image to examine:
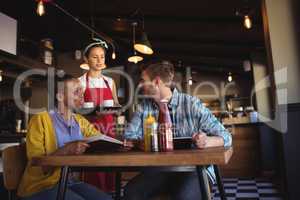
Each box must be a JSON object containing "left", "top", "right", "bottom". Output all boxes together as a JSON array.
[
  {"left": 115, "top": 172, "right": 122, "bottom": 200},
  {"left": 196, "top": 166, "right": 210, "bottom": 200},
  {"left": 8, "top": 190, "right": 16, "bottom": 200},
  {"left": 56, "top": 166, "right": 69, "bottom": 200},
  {"left": 213, "top": 165, "right": 227, "bottom": 200}
]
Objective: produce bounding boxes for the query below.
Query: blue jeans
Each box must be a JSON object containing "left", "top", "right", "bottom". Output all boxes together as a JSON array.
[
  {"left": 123, "top": 172, "right": 203, "bottom": 200},
  {"left": 21, "top": 182, "right": 112, "bottom": 200}
]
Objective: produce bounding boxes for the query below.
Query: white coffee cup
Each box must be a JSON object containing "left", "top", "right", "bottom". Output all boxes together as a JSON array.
[
  {"left": 102, "top": 100, "right": 114, "bottom": 107},
  {"left": 250, "top": 111, "right": 258, "bottom": 123},
  {"left": 83, "top": 102, "right": 94, "bottom": 108}
]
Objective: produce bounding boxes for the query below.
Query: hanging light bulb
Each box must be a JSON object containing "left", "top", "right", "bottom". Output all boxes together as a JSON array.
[
  {"left": 112, "top": 51, "right": 116, "bottom": 60},
  {"left": 0, "top": 70, "right": 2, "bottom": 82},
  {"left": 134, "top": 12, "right": 154, "bottom": 55},
  {"left": 188, "top": 79, "right": 193, "bottom": 86},
  {"left": 228, "top": 72, "right": 233, "bottom": 82},
  {"left": 36, "top": 0, "right": 46, "bottom": 16},
  {"left": 111, "top": 44, "right": 116, "bottom": 60},
  {"left": 128, "top": 22, "right": 143, "bottom": 64},
  {"left": 244, "top": 15, "right": 252, "bottom": 29},
  {"left": 134, "top": 32, "right": 153, "bottom": 55},
  {"left": 128, "top": 52, "right": 143, "bottom": 64}
]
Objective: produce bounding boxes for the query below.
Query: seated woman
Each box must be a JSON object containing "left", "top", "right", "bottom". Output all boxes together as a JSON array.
[{"left": 17, "top": 74, "right": 112, "bottom": 200}]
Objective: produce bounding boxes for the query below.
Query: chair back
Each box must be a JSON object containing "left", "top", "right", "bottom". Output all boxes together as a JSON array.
[{"left": 2, "top": 144, "right": 27, "bottom": 191}]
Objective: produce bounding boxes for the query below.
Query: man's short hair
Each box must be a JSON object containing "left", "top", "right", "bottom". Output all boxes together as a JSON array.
[
  {"left": 143, "top": 60, "right": 175, "bottom": 87},
  {"left": 54, "top": 73, "right": 75, "bottom": 94},
  {"left": 52, "top": 73, "right": 76, "bottom": 106}
]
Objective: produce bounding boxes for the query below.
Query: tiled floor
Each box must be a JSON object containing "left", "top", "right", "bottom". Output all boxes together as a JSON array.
[
  {"left": 212, "top": 178, "right": 283, "bottom": 200},
  {"left": 118, "top": 177, "right": 283, "bottom": 200}
]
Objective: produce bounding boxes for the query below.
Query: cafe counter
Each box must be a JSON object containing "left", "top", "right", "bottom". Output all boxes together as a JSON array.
[{"left": 220, "top": 118, "right": 262, "bottom": 178}]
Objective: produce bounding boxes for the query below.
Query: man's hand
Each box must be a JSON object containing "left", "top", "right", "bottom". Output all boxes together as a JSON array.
[
  {"left": 123, "top": 140, "right": 144, "bottom": 151},
  {"left": 192, "top": 132, "right": 208, "bottom": 149},
  {"left": 55, "top": 141, "right": 90, "bottom": 155},
  {"left": 192, "top": 133, "right": 225, "bottom": 149},
  {"left": 123, "top": 140, "right": 134, "bottom": 150}
]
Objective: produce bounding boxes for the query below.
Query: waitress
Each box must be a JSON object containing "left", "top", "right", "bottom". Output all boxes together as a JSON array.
[{"left": 79, "top": 38, "right": 119, "bottom": 193}]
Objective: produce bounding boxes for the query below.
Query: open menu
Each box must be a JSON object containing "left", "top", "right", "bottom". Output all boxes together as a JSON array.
[{"left": 84, "top": 134, "right": 124, "bottom": 153}]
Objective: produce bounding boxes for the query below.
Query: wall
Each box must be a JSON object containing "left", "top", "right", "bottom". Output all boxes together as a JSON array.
[
  {"left": 1, "top": 80, "right": 48, "bottom": 116},
  {"left": 263, "top": 0, "right": 300, "bottom": 199},
  {"left": 251, "top": 52, "right": 279, "bottom": 173},
  {"left": 57, "top": 52, "right": 85, "bottom": 77},
  {"left": 251, "top": 53, "right": 272, "bottom": 120},
  {"left": 29, "top": 81, "right": 48, "bottom": 113},
  {"left": 264, "top": 0, "right": 300, "bottom": 104},
  {"left": 190, "top": 72, "right": 251, "bottom": 98},
  {"left": 185, "top": 70, "right": 253, "bottom": 111},
  {"left": 0, "top": 84, "right": 13, "bottom": 100}
]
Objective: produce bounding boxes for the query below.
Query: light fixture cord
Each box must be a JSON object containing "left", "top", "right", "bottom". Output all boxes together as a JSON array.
[
  {"left": 142, "top": 12, "right": 145, "bottom": 30},
  {"left": 133, "top": 23, "right": 136, "bottom": 45},
  {"left": 90, "top": 0, "right": 95, "bottom": 39},
  {"left": 49, "top": 1, "right": 114, "bottom": 45}
]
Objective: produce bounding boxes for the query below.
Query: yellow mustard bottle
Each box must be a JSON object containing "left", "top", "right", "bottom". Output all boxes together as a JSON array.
[{"left": 144, "top": 113, "right": 156, "bottom": 152}]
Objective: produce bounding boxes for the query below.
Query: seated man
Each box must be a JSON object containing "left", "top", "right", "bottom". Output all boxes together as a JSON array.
[
  {"left": 123, "top": 60, "right": 232, "bottom": 200},
  {"left": 17, "top": 74, "right": 112, "bottom": 200}
]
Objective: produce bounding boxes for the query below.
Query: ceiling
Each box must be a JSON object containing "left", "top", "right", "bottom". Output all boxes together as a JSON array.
[{"left": 1, "top": 0, "right": 265, "bottom": 73}]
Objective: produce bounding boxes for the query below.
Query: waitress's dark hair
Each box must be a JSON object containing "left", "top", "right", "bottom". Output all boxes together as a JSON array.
[{"left": 83, "top": 38, "right": 108, "bottom": 57}]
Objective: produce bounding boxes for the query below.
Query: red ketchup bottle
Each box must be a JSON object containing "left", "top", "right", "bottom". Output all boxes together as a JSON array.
[{"left": 158, "top": 100, "right": 174, "bottom": 151}]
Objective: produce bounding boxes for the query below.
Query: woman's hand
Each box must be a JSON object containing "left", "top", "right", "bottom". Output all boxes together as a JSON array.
[
  {"left": 42, "top": 141, "right": 90, "bottom": 174},
  {"left": 54, "top": 141, "right": 90, "bottom": 156}
]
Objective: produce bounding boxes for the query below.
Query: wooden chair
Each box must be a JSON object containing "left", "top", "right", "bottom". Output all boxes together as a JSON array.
[{"left": 2, "top": 144, "right": 27, "bottom": 200}]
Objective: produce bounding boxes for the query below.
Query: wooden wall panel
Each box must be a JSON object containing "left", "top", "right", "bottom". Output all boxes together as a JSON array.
[{"left": 220, "top": 124, "right": 261, "bottom": 177}]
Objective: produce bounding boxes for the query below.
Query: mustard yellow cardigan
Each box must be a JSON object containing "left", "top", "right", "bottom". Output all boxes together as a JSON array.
[{"left": 17, "top": 111, "right": 100, "bottom": 197}]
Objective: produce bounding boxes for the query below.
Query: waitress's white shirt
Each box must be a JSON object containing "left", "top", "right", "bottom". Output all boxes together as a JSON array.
[{"left": 78, "top": 73, "right": 113, "bottom": 91}]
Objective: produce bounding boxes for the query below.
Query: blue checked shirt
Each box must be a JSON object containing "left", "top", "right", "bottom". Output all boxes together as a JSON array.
[{"left": 124, "top": 88, "right": 232, "bottom": 183}]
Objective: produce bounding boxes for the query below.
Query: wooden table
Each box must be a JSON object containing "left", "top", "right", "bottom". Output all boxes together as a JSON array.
[{"left": 32, "top": 147, "right": 233, "bottom": 200}]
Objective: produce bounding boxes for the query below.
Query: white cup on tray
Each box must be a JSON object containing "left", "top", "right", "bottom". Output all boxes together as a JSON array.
[
  {"left": 83, "top": 102, "right": 94, "bottom": 108},
  {"left": 102, "top": 100, "right": 114, "bottom": 107}
]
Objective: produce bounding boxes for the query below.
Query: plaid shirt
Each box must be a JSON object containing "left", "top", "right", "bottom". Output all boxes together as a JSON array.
[{"left": 124, "top": 88, "right": 232, "bottom": 182}]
